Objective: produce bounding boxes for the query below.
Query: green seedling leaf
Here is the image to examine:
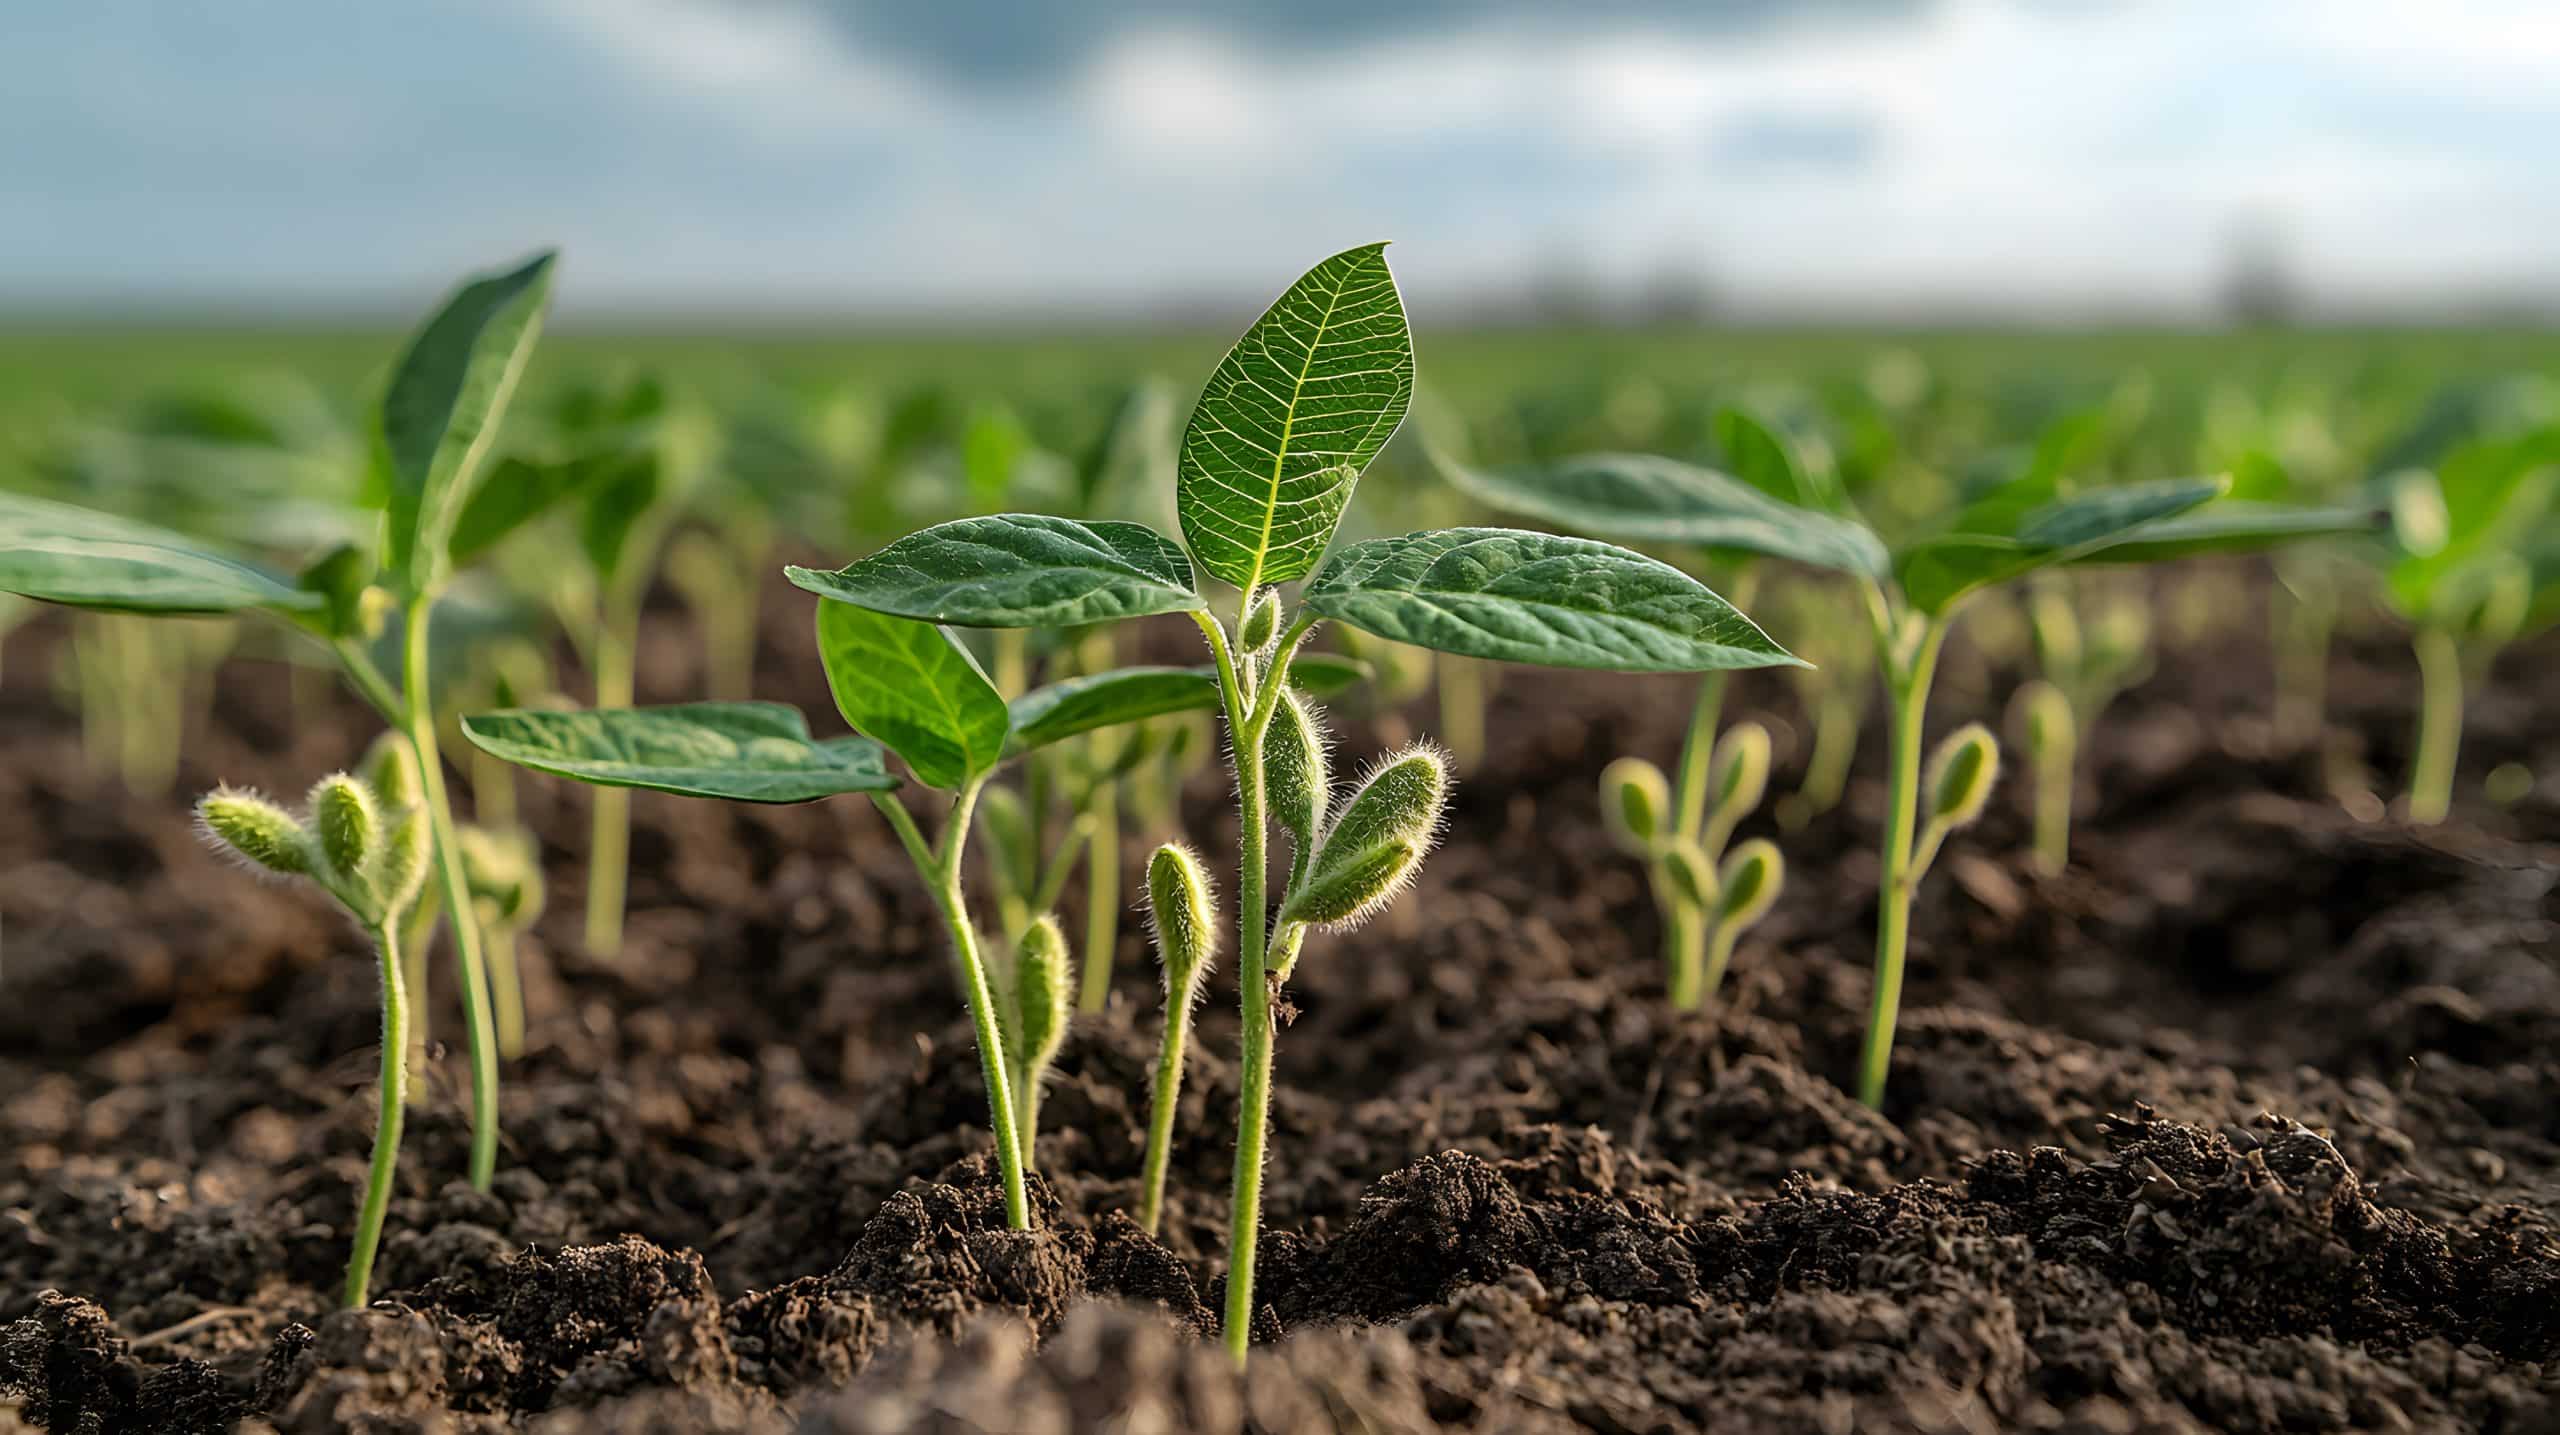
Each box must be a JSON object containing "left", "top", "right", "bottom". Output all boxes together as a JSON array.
[
  {"left": 1004, "top": 657, "right": 1366, "bottom": 757},
  {"left": 446, "top": 454, "right": 611, "bottom": 567},
  {"left": 380, "top": 252, "right": 557, "bottom": 592},
  {"left": 787, "top": 515, "right": 1204, "bottom": 628},
  {"left": 1926, "top": 722, "right": 2001, "bottom": 827},
  {"left": 1176, "top": 243, "right": 1414, "bottom": 593},
  {"left": 1265, "top": 686, "right": 1331, "bottom": 871},
  {"left": 1714, "top": 406, "right": 1838, "bottom": 511},
  {"left": 0, "top": 493, "right": 326, "bottom": 616},
  {"left": 1599, "top": 756, "right": 1669, "bottom": 853},
  {"left": 1432, "top": 449, "right": 1887, "bottom": 577},
  {"left": 2069, "top": 502, "right": 2381, "bottom": 567},
  {"left": 1304, "top": 527, "right": 1800, "bottom": 673},
  {"left": 1716, "top": 839, "right": 1783, "bottom": 928},
  {"left": 1660, "top": 838, "right": 1718, "bottom": 911},
  {"left": 1282, "top": 744, "right": 1449, "bottom": 930},
  {"left": 579, "top": 453, "right": 666, "bottom": 579},
  {"left": 462, "top": 701, "right": 897, "bottom": 803},
  {"left": 196, "top": 787, "right": 313, "bottom": 877},
  {"left": 294, "top": 544, "right": 382, "bottom": 639},
  {"left": 1006, "top": 667, "right": 1217, "bottom": 755},
  {"left": 814, "top": 601, "right": 1010, "bottom": 789},
  {"left": 310, "top": 774, "right": 379, "bottom": 879},
  {"left": 1894, "top": 477, "right": 2226, "bottom": 615}
]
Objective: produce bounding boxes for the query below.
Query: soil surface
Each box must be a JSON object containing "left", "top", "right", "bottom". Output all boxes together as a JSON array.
[{"left": 4, "top": 566, "right": 2557, "bottom": 1433}]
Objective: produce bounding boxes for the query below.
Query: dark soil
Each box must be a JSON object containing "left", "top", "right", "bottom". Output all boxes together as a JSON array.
[{"left": 4, "top": 567, "right": 2557, "bottom": 1433}]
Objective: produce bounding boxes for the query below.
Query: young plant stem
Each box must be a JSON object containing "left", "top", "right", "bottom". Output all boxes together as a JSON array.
[
  {"left": 2408, "top": 624, "right": 2463, "bottom": 825},
  {"left": 1699, "top": 917, "right": 1742, "bottom": 1003},
  {"left": 2032, "top": 742, "right": 2074, "bottom": 877},
  {"left": 1658, "top": 868, "right": 1703, "bottom": 1009},
  {"left": 869, "top": 782, "right": 1031, "bottom": 1229},
  {"left": 345, "top": 921, "right": 409, "bottom": 1308},
  {"left": 401, "top": 600, "right": 503, "bottom": 1189},
  {"left": 1198, "top": 601, "right": 1310, "bottom": 1366},
  {"left": 1857, "top": 613, "right": 1948, "bottom": 1110},
  {"left": 486, "top": 923, "right": 526, "bottom": 1060},
  {"left": 1137, "top": 981, "right": 1193, "bottom": 1235},
  {"left": 583, "top": 594, "right": 641, "bottom": 958},
  {"left": 1078, "top": 782, "right": 1120, "bottom": 1013},
  {"left": 1671, "top": 671, "right": 1731, "bottom": 840},
  {"left": 1798, "top": 690, "right": 1859, "bottom": 818}
]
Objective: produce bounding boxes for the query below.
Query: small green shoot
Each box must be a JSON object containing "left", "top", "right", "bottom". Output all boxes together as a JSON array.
[
  {"left": 199, "top": 773, "right": 428, "bottom": 1306},
  {"left": 1137, "top": 841, "right": 1216, "bottom": 1235}
]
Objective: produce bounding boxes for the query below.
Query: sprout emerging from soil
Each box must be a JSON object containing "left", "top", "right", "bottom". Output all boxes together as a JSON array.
[
  {"left": 199, "top": 773, "right": 429, "bottom": 1307},
  {"left": 1599, "top": 720, "right": 1777, "bottom": 1009},
  {"left": 469, "top": 247, "right": 1795, "bottom": 1364},
  {"left": 1138, "top": 842, "right": 1217, "bottom": 1235},
  {"left": 2014, "top": 681, "right": 2077, "bottom": 877},
  {"left": 1000, "top": 915, "right": 1073, "bottom": 1173}
]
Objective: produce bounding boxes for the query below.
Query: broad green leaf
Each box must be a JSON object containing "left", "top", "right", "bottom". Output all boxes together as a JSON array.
[
  {"left": 1895, "top": 477, "right": 2226, "bottom": 614},
  {"left": 380, "top": 252, "right": 557, "bottom": 591},
  {"left": 786, "top": 515, "right": 1204, "bottom": 628},
  {"left": 0, "top": 493, "right": 324, "bottom": 616},
  {"left": 1714, "top": 407, "right": 1838, "bottom": 510},
  {"left": 1303, "top": 527, "right": 1798, "bottom": 673},
  {"left": 1007, "top": 667, "right": 1216, "bottom": 754},
  {"left": 1176, "top": 244, "right": 1414, "bottom": 593},
  {"left": 2385, "top": 433, "right": 2560, "bottom": 620},
  {"left": 293, "top": 543, "right": 380, "bottom": 638},
  {"left": 813, "top": 600, "right": 1010, "bottom": 789},
  {"left": 1002, "top": 654, "right": 1369, "bottom": 756},
  {"left": 579, "top": 454, "right": 666, "bottom": 580},
  {"left": 1432, "top": 448, "right": 1887, "bottom": 578},
  {"left": 447, "top": 454, "right": 609, "bottom": 567},
  {"left": 2073, "top": 503, "right": 2380, "bottom": 566},
  {"left": 462, "top": 702, "right": 894, "bottom": 803}
]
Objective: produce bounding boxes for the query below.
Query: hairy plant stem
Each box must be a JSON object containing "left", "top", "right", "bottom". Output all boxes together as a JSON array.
[
  {"left": 2408, "top": 624, "right": 2463, "bottom": 825},
  {"left": 401, "top": 600, "right": 503, "bottom": 1188},
  {"left": 1137, "top": 978, "right": 1193, "bottom": 1235},
  {"left": 1078, "top": 782, "right": 1121, "bottom": 1012},
  {"left": 583, "top": 591, "right": 641, "bottom": 958},
  {"left": 345, "top": 921, "right": 409, "bottom": 1308},
  {"left": 1858, "top": 612, "right": 1948, "bottom": 1110},
  {"left": 1201, "top": 600, "right": 1313, "bottom": 1365},
  {"left": 870, "top": 780, "right": 1030, "bottom": 1229}
]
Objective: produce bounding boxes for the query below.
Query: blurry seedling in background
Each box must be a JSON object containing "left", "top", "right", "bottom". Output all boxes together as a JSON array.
[
  {"left": 2011, "top": 574, "right": 2153, "bottom": 875},
  {"left": 198, "top": 771, "right": 429, "bottom": 1306},
  {"left": 2372, "top": 429, "right": 2560, "bottom": 823},
  {"left": 1434, "top": 400, "right": 2370, "bottom": 1108},
  {"left": 787, "top": 245, "right": 1795, "bottom": 1365},
  {"left": 0, "top": 251, "right": 562, "bottom": 1188}
]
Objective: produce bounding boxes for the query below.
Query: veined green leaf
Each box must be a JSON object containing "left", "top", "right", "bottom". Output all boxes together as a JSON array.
[
  {"left": 1895, "top": 477, "right": 2226, "bottom": 614},
  {"left": 786, "top": 514, "right": 1203, "bottom": 628},
  {"left": 447, "top": 453, "right": 610, "bottom": 567},
  {"left": 380, "top": 252, "right": 557, "bottom": 592},
  {"left": 1304, "top": 527, "right": 1798, "bottom": 673},
  {"left": 1007, "top": 667, "right": 1216, "bottom": 754},
  {"left": 1431, "top": 447, "right": 1887, "bottom": 577},
  {"left": 1176, "top": 244, "right": 1414, "bottom": 593},
  {"left": 2074, "top": 502, "right": 2381, "bottom": 566},
  {"left": 1002, "top": 653, "right": 1367, "bottom": 756},
  {"left": 462, "top": 701, "right": 894, "bottom": 803},
  {"left": 813, "top": 600, "right": 1010, "bottom": 789},
  {"left": 0, "top": 493, "right": 324, "bottom": 616}
]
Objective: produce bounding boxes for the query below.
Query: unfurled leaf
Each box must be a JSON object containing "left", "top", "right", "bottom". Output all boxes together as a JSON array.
[
  {"left": 787, "top": 515, "right": 1203, "bottom": 628},
  {"left": 2073, "top": 502, "right": 2381, "bottom": 567},
  {"left": 1005, "top": 667, "right": 1218, "bottom": 754},
  {"left": 1894, "top": 478, "right": 2226, "bottom": 614},
  {"left": 462, "top": 701, "right": 896, "bottom": 803},
  {"left": 1304, "top": 527, "right": 1798, "bottom": 673},
  {"left": 1176, "top": 244, "right": 1413, "bottom": 593},
  {"left": 446, "top": 454, "right": 610, "bottom": 566},
  {"left": 813, "top": 601, "right": 1010, "bottom": 790},
  {"left": 380, "top": 252, "right": 557, "bottom": 591},
  {"left": 1431, "top": 448, "right": 1886, "bottom": 577},
  {"left": 0, "top": 493, "right": 325, "bottom": 615},
  {"left": 1003, "top": 657, "right": 1365, "bottom": 757},
  {"left": 1714, "top": 407, "right": 1837, "bottom": 510}
]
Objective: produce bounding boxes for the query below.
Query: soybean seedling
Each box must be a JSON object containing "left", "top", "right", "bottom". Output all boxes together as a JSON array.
[
  {"left": 0, "top": 252, "right": 561, "bottom": 1188},
  {"left": 780, "top": 245, "right": 1796, "bottom": 1363},
  {"left": 1135, "top": 842, "right": 1215, "bottom": 1235},
  {"left": 2373, "top": 428, "right": 2560, "bottom": 822},
  {"left": 1432, "top": 408, "right": 2372, "bottom": 1107},
  {"left": 198, "top": 758, "right": 428, "bottom": 1305},
  {"left": 2012, "top": 575, "right": 2153, "bottom": 875}
]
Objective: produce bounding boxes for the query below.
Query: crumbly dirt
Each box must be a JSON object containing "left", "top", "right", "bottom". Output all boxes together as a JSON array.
[{"left": 4, "top": 569, "right": 2557, "bottom": 1432}]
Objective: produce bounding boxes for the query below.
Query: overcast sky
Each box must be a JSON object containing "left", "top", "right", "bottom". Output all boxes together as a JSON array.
[{"left": 5, "top": 0, "right": 2557, "bottom": 321}]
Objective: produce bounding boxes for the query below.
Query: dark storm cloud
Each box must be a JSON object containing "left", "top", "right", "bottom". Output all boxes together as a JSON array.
[{"left": 759, "top": 0, "right": 1931, "bottom": 82}]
